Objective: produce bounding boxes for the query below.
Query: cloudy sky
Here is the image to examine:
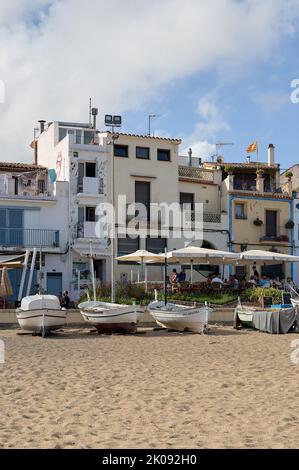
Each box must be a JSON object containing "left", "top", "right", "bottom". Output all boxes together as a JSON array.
[{"left": 1, "top": 0, "right": 299, "bottom": 168}]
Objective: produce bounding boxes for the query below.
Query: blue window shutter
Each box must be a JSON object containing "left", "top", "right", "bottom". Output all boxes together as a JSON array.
[
  {"left": 8, "top": 209, "right": 23, "bottom": 228},
  {"left": 8, "top": 209, "right": 23, "bottom": 246},
  {"left": 0, "top": 209, "right": 7, "bottom": 245},
  {"left": 0, "top": 208, "right": 6, "bottom": 227}
]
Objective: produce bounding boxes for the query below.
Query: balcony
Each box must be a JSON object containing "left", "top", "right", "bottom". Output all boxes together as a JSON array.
[
  {"left": 260, "top": 235, "right": 289, "bottom": 244},
  {"left": 77, "top": 221, "right": 97, "bottom": 238},
  {"left": 178, "top": 166, "right": 214, "bottom": 181},
  {"left": 77, "top": 177, "right": 103, "bottom": 195},
  {"left": 185, "top": 211, "right": 221, "bottom": 224},
  {"left": 0, "top": 228, "right": 60, "bottom": 248}
]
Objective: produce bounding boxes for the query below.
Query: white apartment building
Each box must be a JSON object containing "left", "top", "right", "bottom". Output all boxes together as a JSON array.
[
  {"left": 34, "top": 117, "right": 229, "bottom": 299},
  {"left": 0, "top": 162, "right": 69, "bottom": 304}
]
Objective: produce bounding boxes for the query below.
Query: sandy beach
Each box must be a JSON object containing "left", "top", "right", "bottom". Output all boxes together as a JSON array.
[{"left": 0, "top": 326, "right": 299, "bottom": 449}]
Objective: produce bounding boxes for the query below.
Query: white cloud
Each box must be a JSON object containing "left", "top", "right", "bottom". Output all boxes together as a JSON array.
[
  {"left": 182, "top": 97, "right": 230, "bottom": 160},
  {"left": 0, "top": 0, "right": 299, "bottom": 161}
]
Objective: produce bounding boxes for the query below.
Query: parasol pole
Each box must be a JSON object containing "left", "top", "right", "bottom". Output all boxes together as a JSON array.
[
  {"left": 89, "top": 245, "right": 96, "bottom": 305},
  {"left": 190, "top": 259, "right": 194, "bottom": 285},
  {"left": 18, "top": 250, "right": 30, "bottom": 302},
  {"left": 164, "top": 247, "right": 168, "bottom": 306},
  {"left": 26, "top": 248, "right": 37, "bottom": 297}
]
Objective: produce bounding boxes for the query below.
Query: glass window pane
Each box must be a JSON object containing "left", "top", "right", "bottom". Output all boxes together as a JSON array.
[
  {"left": 59, "top": 128, "right": 67, "bottom": 142},
  {"left": 84, "top": 131, "right": 95, "bottom": 145},
  {"left": 114, "top": 145, "right": 128, "bottom": 157},
  {"left": 136, "top": 147, "right": 150, "bottom": 159},
  {"left": 157, "top": 149, "right": 171, "bottom": 161},
  {"left": 75, "top": 130, "right": 82, "bottom": 144}
]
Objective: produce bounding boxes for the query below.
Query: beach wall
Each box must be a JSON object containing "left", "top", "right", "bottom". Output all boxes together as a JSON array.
[{"left": 0, "top": 307, "right": 235, "bottom": 327}]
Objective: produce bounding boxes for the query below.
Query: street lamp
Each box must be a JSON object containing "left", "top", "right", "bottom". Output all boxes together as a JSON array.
[{"left": 105, "top": 115, "right": 122, "bottom": 303}]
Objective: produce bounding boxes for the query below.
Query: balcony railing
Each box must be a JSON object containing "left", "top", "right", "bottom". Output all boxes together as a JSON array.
[
  {"left": 178, "top": 166, "right": 214, "bottom": 181},
  {"left": 77, "top": 177, "right": 104, "bottom": 195},
  {"left": 0, "top": 228, "right": 60, "bottom": 248},
  {"left": 185, "top": 211, "right": 221, "bottom": 224},
  {"left": 260, "top": 235, "right": 289, "bottom": 243}
]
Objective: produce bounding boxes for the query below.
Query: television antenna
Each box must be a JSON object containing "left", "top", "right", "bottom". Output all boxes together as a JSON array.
[
  {"left": 148, "top": 114, "right": 162, "bottom": 137},
  {"left": 209, "top": 142, "right": 234, "bottom": 162}
]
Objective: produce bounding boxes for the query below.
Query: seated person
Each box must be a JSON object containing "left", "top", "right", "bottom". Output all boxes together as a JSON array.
[
  {"left": 177, "top": 269, "right": 186, "bottom": 283},
  {"left": 61, "top": 291, "right": 70, "bottom": 309},
  {"left": 228, "top": 275, "right": 239, "bottom": 290},
  {"left": 171, "top": 269, "right": 178, "bottom": 292},
  {"left": 259, "top": 276, "right": 271, "bottom": 288},
  {"left": 248, "top": 275, "right": 257, "bottom": 287},
  {"left": 211, "top": 274, "right": 223, "bottom": 285}
]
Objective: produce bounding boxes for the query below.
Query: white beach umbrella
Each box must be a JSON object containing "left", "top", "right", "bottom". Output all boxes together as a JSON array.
[
  {"left": 238, "top": 250, "right": 299, "bottom": 265},
  {"left": 116, "top": 250, "right": 164, "bottom": 291},
  {"left": 165, "top": 246, "right": 240, "bottom": 284},
  {"left": 0, "top": 267, "right": 13, "bottom": 306},
  {"left": 116, "top": 250, "right": 164, "bottom": 263}
]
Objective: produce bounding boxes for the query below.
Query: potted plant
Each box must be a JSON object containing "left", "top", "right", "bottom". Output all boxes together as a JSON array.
[
  {"left": 253, "top": 217, "right": 263, "bottom": 226},
  {"left": 256, "top": 169, "right": 264, "bottom": 177},
  {"left": 285, "top": 171, "right": 293, "bottom": 181},
  {"left": 285, "top": 219, "right": 294, "bottom": 229},
  {"left": 224, "top": 165, "right": 234, "bottom": 175}
]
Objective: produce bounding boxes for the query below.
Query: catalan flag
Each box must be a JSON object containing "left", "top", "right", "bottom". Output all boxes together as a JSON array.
[{"left": 247, "top": 142, "right": 258, "bottom": 153}]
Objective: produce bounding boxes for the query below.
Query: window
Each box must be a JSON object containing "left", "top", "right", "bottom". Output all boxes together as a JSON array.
[
  {"left": 180, "top": 192, "right": 194, "bottom": 211},
  {"left": 59, "top": 128, "right": 67, "bottom": 142},
  {"left": 157, "top": 149, "right": 170, "bottom": 161},
  {"left": 37, "top": 179, "right": 45, "bottom": 193},
  {"left": 118, "top": 236, "right": 140, "bottom": 257},
  {"left": 86, "top": 207, "right": 96, "bottom": 222},
  {"left": 84, "top": 131, "right": 95, "bottom": 145},
  {"left": 73, "top": 152, "right": 79, "bottom": 158},
  {"left": 114, "top": 144, "right": 129, "bottom": 158},
  {"left": 135, "top": 181, "right": 151, "bottom": 221},
  {"left": 0, "top": 208, "right": 24, "bottom": 246},
  {"left": 75, "top": 130, "right": 82, "bottom": 144},
  {"left": 265, "top": 210, "right": 277, "bottom": 237},
  {"left": 146, "top": 237, "right": 167, "bottom": 254},
  {"left": 136, "top": 146, "right": 150, "bottom": 160},
  {"left": 85, "top": 162, "right": 96, "bottom": 177},
  {"left": 235, "top": 203, "right": 246, "bottom": 220}
]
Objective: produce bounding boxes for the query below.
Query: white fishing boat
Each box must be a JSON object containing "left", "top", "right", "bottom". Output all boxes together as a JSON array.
[
  {"left": 234, "top": 303, "right": 255, "bottom": 328},
  {"left": 235, "top": 298, "right": 295, "bottom": 330},
  {"left": 148, "top": 301, "right": 212, "bottom": 333},
  {"left": 16, "top": 294, "right": 67, "bottom": 337},
  {"left": 78, "top": 301, "right": 138, "bottom": 334}
]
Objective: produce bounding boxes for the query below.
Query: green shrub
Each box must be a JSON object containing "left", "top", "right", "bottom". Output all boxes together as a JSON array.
[{"left": 241, "top": 287, "right": 282, "bottom": 305}]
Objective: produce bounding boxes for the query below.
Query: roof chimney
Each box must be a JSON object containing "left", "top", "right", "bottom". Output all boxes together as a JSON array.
[
  {"left": 38, "top": 120, "right": 46, "bottom": 134},
  {"left": 268, "top": 144, "right": 275, "bottom": 166},
  {"left": 188, "top": 148, "right": 192, "bottom": 167}
]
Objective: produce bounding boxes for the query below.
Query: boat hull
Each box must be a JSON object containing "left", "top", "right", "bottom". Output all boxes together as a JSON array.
[
  {"left": 79, "top": 302, "right": 138, "bottom": 334},
  {"left": 16, "top": 309, "right": 67, "bottom": 333},
  {"left": 149, "top": 302, "right": 211, "bottom": 333},
  {"left": 235, "top": 309, "right": 254, "bottom": 327}
]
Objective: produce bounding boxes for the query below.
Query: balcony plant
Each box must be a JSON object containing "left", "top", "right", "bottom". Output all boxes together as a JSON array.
[
  {"left": 256, "top": 169, "right": 264, "bottom": 177},
  {"left": 224, "top": 165, "right": 234, "bottom": 175},
  {"left": 285, "top": 171, "right": 293, "bottom": 181},
  {"left": 285, "top": 219, "right": 295, "bottom": 229},
  {"left": 253, "top": 217, "right": 263, "bottom": 226}
]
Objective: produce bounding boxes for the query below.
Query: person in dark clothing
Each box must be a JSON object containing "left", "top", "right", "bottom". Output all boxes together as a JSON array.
[{"left": 61, "top": 291, "right": 70, "bottom": 309}]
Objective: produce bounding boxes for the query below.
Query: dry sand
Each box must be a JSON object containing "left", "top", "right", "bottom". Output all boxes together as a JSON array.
[{"left": 0, "top": 326, "right": 299, "bottom": 449}]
